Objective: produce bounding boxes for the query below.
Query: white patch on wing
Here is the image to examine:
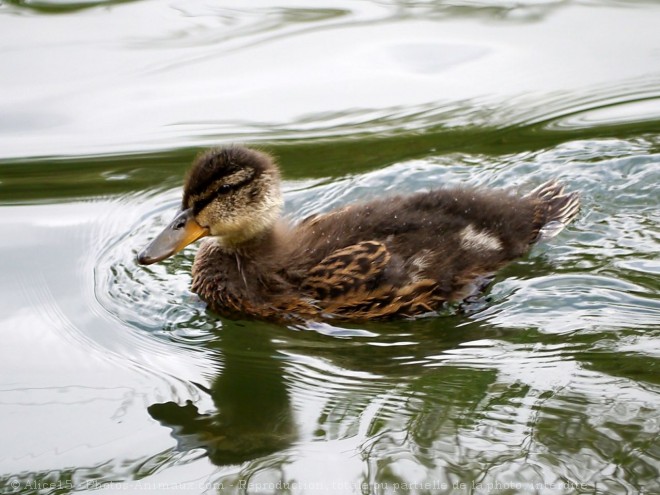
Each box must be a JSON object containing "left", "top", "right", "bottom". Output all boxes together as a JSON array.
[{"left": 459, "top": 224, "right": 502, "bottom": 251}]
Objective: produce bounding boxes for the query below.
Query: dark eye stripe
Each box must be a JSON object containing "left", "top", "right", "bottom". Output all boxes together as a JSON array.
[{"left": 190, "top": 175, "right": 255, "bottom": 214}]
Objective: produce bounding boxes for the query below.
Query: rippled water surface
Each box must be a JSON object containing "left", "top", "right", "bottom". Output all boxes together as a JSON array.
[{"left": 1, "top": 1, "right": 659, "bottom": 494}]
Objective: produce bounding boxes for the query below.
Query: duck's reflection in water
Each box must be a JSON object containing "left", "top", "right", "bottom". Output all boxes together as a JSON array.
[
  {"left": 146, "top": 314, "right": 502, "bottom": 467},
  {"left": 148, "top": 322, "right": 296, "bottom": 465}
]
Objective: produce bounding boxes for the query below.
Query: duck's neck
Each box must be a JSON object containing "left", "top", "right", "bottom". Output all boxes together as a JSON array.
[
  {"left": 216, "top": 220, "right": 286, "bottom": 258},
  {"left": 191, "top": 221, "right": 290, "bottom": 308}
]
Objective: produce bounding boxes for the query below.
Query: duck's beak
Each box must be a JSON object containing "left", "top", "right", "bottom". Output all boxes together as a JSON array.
[{"left": 137, "top": 208, "right": 209, "bottom": 265}]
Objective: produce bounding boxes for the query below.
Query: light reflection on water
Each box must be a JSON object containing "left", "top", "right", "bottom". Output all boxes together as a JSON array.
[{"left": 1, "top": 0, "right": 659, "bottom": 493}]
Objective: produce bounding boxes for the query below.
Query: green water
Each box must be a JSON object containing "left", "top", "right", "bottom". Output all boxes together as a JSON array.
[{"left": 1, "top": 1, "right": 659, "bottom": 494}]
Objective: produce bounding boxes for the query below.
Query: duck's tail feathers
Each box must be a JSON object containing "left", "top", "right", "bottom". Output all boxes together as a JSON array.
[{"left": 526, "top": 180, "right": 581, "bottom": 243}]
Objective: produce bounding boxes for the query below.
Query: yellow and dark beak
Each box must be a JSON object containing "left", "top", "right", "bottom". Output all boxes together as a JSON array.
[{"left": 137, "top": 208, "right": 209, "bottom": 265}]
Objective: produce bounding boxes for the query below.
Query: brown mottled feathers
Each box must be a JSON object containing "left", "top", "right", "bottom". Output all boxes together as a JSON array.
[
  {"left": 298, "top": 241, "right": 440, "bottom": 319},
  {"left": 301, "top": 241, "right": 390, "bottom": 300}
]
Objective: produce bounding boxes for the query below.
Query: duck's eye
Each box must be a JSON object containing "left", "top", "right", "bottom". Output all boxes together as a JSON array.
[{"left": 218, "top": 184, "right": 232, "bottom": 194}]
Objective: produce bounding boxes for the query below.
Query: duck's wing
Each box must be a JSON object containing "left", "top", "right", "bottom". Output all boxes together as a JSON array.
[
  {"left": 299, "top": 240, "right": 445, "bottom": 318},
  {"left": 300, "top": 241, "right": 391, "bottom": 300}
]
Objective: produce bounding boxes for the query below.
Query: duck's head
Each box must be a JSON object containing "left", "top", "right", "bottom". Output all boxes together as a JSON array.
[{"left": 137, "top": 146, "right": 282, "bottom": 265}]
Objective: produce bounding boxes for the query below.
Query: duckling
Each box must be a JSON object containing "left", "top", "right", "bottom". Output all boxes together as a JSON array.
[{"left": 137, "top": 146, "right": 580, "bottom": 321}]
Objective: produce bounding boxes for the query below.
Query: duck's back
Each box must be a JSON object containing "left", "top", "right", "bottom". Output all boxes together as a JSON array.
[{"left": 283, "top": 182, "right": 579, "bottom": 318}]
